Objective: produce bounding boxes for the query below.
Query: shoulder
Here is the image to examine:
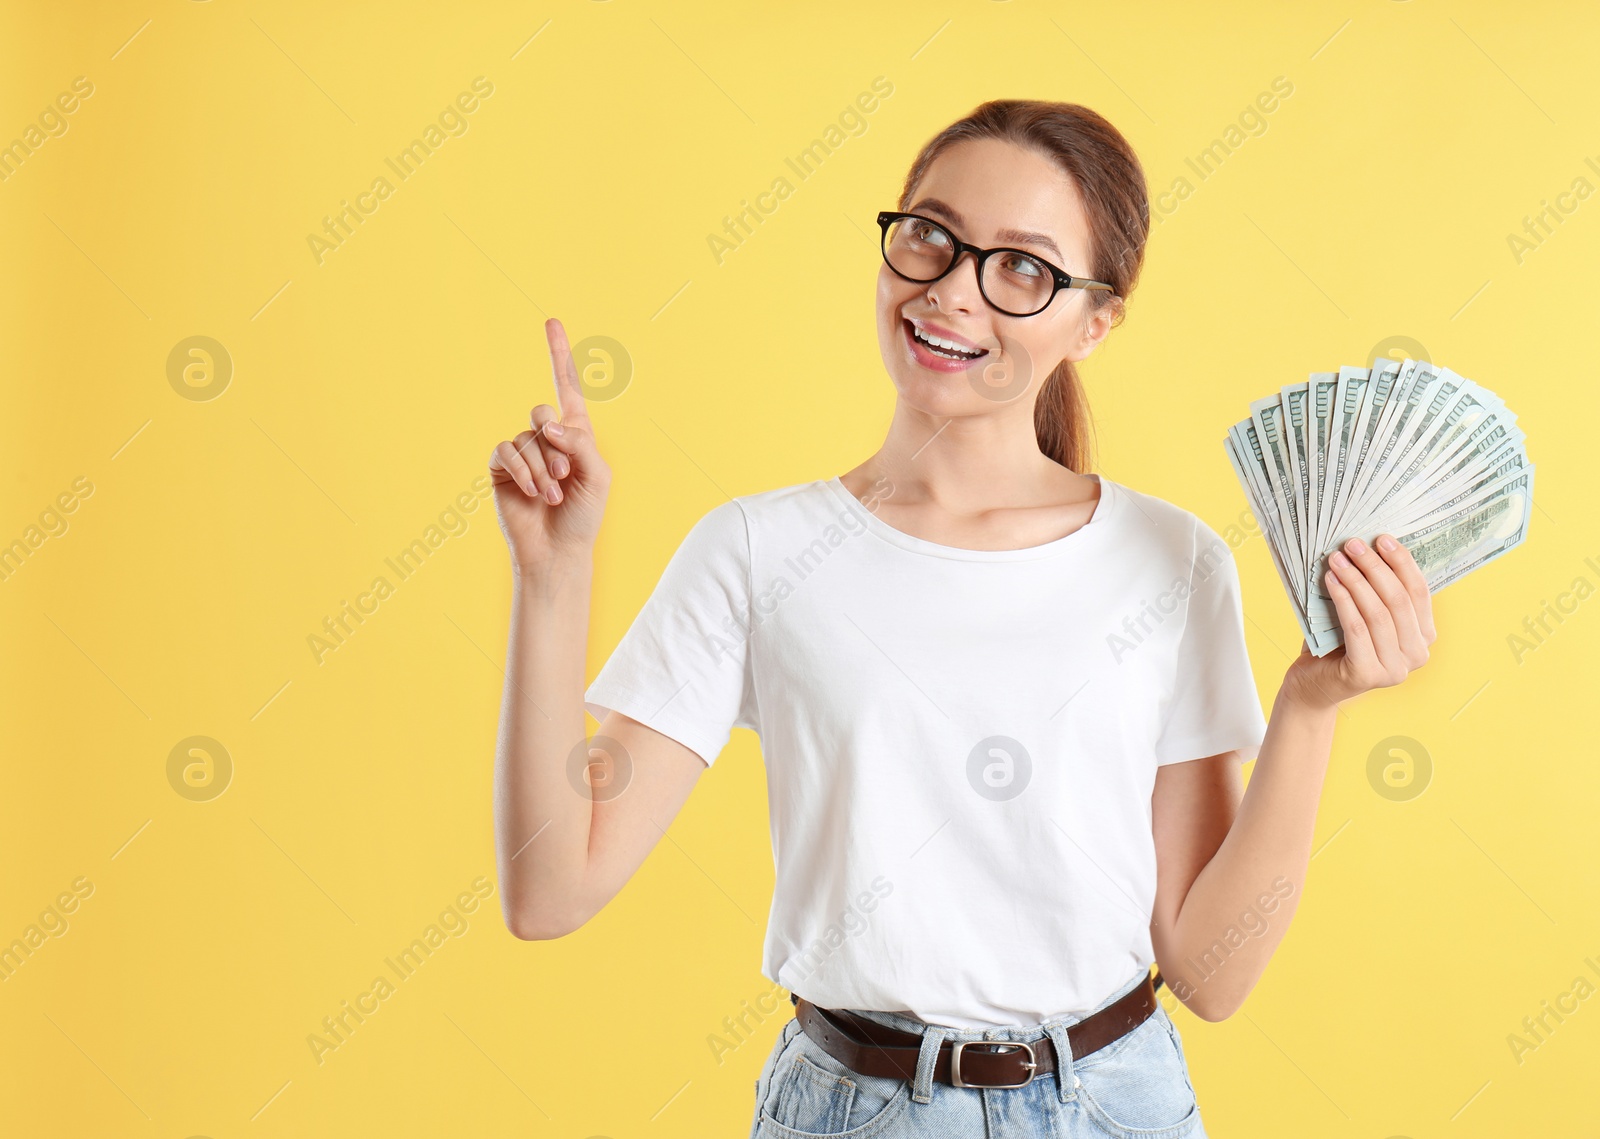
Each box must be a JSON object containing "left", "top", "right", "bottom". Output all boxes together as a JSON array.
[
  {"left": 683, "top": 478, "right": 839, "bottom": 552},
  {"left": 1103, "top": 477, "right": 1237, "bottom": 572},
  {"left": 729, "top": 477, "right": 841, "bottom": 514},
  {"left": 720, "top": 477, "right": 850, "bottom": 535}
]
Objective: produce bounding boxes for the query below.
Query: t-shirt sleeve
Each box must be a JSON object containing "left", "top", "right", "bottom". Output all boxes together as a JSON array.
[
  {"left": 1153, "top": 517, "right": 1269, "bottom": 765},
  {"left": 582, "top": 498, "right": 759, "bottom": 767}
]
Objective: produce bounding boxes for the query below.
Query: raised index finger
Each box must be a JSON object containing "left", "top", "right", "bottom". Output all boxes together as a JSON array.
[{"left": 544, "top": 318, "right": 592, "bottom": 430}]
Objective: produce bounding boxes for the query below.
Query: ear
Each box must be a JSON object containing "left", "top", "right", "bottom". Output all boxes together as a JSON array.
[{"left": 1067, "top": 294, "right": 1121, "bottom": 361}]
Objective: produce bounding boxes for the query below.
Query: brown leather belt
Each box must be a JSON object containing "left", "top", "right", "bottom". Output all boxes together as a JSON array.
[{"left": 789, "top": 971, "right": 1163, "bottom": 1089}]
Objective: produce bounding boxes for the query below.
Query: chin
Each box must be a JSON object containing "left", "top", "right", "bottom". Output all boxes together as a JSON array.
[{"left": 883, "top": 364, "right": 980, "bottom": 414}]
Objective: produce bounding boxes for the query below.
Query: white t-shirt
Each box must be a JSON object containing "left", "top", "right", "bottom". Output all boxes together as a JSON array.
[{"left": 583, "top": 473, "right": 1269, "bottom": 1029}]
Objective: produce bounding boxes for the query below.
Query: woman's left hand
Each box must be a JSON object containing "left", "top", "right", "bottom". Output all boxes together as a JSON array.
[{"left": 1283, "top": 533, "right": 1438, "bottom": 710}]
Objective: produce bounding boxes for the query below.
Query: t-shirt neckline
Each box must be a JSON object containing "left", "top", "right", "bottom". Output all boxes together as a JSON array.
[{"left": 821, "top": 473, "right": 1119, "bottom": 562}]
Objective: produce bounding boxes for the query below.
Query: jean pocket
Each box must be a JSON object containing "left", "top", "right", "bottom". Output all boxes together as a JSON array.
[
  {"left": 756, "top": 1022, "right": 912, "bottom": 1138},
  {"left": 1075, "top": 1009, "right": 1200, "bottom": 1139},
  {"left": 752, "top": 1020, "right": 805, "bottom": 1138}
]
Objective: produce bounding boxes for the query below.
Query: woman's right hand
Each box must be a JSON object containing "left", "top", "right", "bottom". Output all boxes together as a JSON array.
[{"left": 488, "top": 318, "right": 611, "bottom": 572}]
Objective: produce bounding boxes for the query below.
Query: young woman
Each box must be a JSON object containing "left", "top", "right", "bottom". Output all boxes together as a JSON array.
[{"left": 487, "top": 100, "right": 1436, "bottom": 1138}]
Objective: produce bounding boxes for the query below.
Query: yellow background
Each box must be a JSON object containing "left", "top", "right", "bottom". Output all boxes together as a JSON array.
[{"left": 2, "top": 1, "right": 1595, "bottom": 1135}]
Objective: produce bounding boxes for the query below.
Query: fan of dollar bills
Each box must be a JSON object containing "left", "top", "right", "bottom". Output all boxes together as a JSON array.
[{"left": 1224, "top": 358, "right": 1534, "bottom": 657}]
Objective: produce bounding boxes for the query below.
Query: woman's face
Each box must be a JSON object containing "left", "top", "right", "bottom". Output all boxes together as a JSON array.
[{"left": 876, "top": 136, "right": 1114, "bottom": 418}]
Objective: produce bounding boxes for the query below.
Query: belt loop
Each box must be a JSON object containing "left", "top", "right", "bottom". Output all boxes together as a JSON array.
[
  {"left": 910, "top": 1024, "right": 951, "bottom": 1104},
  {"left": 1044, "top": 1021, "right": 1077, "bottom": 1104}
]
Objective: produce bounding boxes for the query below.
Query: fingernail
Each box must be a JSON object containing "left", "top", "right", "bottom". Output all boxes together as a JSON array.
[
  {"left": 553, "top": 456, "right": 568, "bottom": 477},
  {"left": 547, "top": 422, "right": 564, "bottom": 436},
  {"left": 1346, "top": 537, "right": 1367, "bottom": 556},
  {"left": 545, "top": 484, "right": 561, "bottom": 504},
  {"left": 1378, "top": 534, "right": 1397, "bottom": 552},
  {"left": 1330, "top": 550, "right": 1350, "bottom": 568}
]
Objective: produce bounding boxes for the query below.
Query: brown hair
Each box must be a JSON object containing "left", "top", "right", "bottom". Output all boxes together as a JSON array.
[{"left": 895, "top": 100, "right": 1150, "bottom": 473}]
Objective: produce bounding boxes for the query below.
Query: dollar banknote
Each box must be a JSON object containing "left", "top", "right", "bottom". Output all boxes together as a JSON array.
[{"left": 1223, "top": 360, "right": 1534, "bottom": 656}]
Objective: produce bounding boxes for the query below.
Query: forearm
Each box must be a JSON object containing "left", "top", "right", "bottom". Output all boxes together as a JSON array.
[
  {"left": 493, "top": 554, "right": 595, "bottom": 939},
  {"left": 1161, "top": 686, "right": 1338, "bottom": 1019}
]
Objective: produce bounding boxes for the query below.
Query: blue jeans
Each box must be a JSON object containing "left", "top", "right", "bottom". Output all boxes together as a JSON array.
[{"left": 749, "top": 969, "right": 1206, "bottom": 1138}]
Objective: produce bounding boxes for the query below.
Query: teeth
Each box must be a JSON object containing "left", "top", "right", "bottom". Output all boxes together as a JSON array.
[{"left": 911, "top": 324, "right": 983, "bottom": 358}]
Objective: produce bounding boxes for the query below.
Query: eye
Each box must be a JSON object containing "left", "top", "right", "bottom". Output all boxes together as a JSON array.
[
  {"left": 909, "top": 221, "right": 951, "bottom": 248},
  {"left": 997, "top": 253, "right": 1045, "bottom": 279}
]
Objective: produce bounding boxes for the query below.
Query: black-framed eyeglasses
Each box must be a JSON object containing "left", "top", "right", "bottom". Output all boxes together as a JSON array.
[{"left": 877, "top": 210, "right": 1114, "bottom": 318}]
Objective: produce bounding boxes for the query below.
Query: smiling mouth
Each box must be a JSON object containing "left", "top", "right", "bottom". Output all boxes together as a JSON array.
[{"left": 904, "top": 319, "right": 988, "bottom": 361}]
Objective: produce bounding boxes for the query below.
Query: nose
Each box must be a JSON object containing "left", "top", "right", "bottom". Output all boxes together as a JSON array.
[{"left": 927, "top": 249, "right": 984, "bottom": 314}]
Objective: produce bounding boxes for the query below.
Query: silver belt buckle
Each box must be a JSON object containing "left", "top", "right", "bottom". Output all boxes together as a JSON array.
[{"left": 950, "top": 1040, "right": 1037, "bottom": 1088}]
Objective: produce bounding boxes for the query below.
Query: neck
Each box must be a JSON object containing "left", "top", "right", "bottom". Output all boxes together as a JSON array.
[{"left": 858, "top": 401, "right": 1076, "bottom": 509}]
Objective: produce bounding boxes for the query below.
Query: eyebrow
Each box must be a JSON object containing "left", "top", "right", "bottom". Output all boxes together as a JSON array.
[{"left": 908, "top": 198, "right": 1065, "bottom": 261}]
